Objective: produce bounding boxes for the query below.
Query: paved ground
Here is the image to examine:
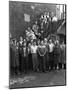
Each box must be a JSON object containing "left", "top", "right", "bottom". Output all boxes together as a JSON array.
[{"left": 9, "top": 69, "right": 66, "bottom": 89}]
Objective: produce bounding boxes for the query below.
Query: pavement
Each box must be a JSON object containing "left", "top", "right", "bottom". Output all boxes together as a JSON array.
[{"left": 9, "top": 69, "right": 66, "bottom": 89}]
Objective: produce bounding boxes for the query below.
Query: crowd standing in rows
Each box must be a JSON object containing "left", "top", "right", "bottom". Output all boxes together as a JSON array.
[{"left": 10, "top": 37, "right": 66, "bottom": 75}]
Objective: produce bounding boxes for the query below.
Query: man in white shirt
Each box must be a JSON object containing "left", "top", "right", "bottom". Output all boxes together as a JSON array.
[
  {"left": 49, "top": 42, "right": 54, "bottom": 53},
  {"left": 37, "top": 40, "right": 47, "bottom": 72},
  {"left": 31, "top": 41, "right": 38, "bottom": 72},
  {"left": 48, "top": 39, "right": 54, "bottom": 70},
  {"left": 52, "top": 16, "right": 58, "bottom": 22}
]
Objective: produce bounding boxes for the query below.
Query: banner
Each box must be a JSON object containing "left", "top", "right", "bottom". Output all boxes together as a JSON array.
[{"left": 24, "top": 13, "right": 30, "bottom": 22}]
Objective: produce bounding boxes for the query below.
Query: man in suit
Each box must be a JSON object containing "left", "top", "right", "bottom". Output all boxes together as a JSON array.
[
  {"left": 60, "top": 41, "right": 66, "bottom": 69},
  {"left": 44, "top": 38, "right": 49, "bottom": 71},
  {"left": 53, "top": 40, "right": 61, "bottom": 70},
  {"left": 22, "top": 42, "right": 28, "bottom": 73},
  {"left": 11, "top": 39, "right": 20, "bottom": 75},
  {"left": 19, "top": 36, "right": 23, "bottom": 73}
]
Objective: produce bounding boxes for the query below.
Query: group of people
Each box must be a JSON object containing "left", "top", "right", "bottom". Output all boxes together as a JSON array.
[
  {"left": 10, "top": 11, "right": 66, "bottom": 75},
  {"left": 10, "top": 36, "right": 66, "bottom": 75},
  {"left": 26, "top": 11, "right": 58, "bottom": 41}
]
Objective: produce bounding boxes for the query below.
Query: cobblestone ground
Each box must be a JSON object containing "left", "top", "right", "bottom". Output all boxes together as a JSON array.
[{"left": 9, "top": 69, "right": 66, "bottom": 89}]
